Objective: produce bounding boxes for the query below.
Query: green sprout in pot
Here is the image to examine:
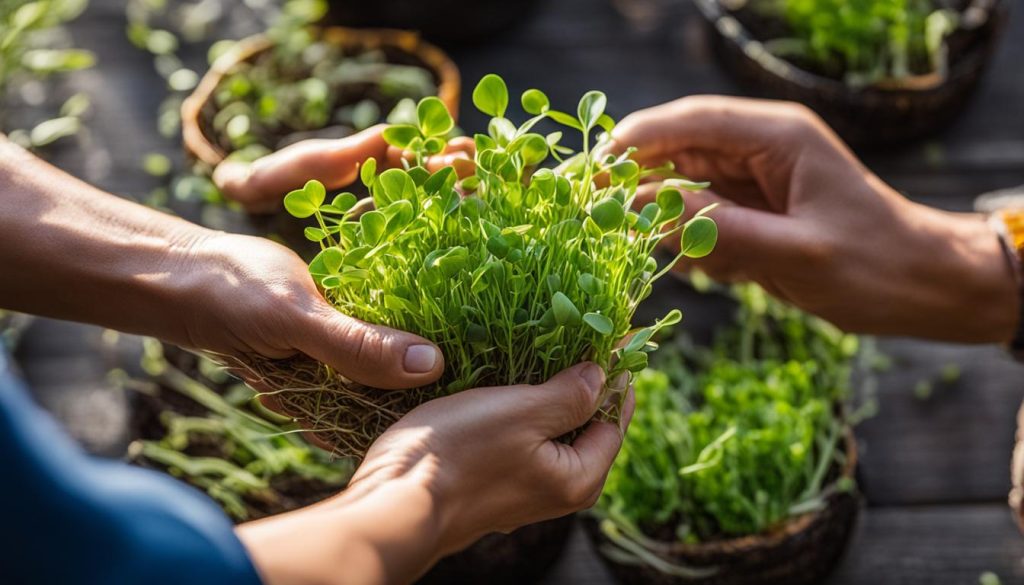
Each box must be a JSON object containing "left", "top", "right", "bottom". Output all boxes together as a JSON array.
[
  {"left": 121, "top": 340, "right": 353, "bottom": 521},
  {"left": 234, "top": 74, "right": 719, "bottom": 457},
  {"left": 593, "top": 283, "right": 864, "bottom": 574},
  {"left": 758, "top": 0, "right": 959, "bottom": 85}
]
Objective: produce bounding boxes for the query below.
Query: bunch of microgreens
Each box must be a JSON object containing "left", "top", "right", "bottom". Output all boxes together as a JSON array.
[
  {"left": 121, "top": 339, "right": 352, "bottom": 521},
  {"left": 761, "top": 0, "right": 958, "bottom": 86},
  {"left": 242, "top": 74, "right": 718, "bottom": 457},
  {"left": 594, "top": 283, "right": 863, "bottom": 576}
]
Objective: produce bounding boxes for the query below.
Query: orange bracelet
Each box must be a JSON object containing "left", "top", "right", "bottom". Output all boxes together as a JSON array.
[{"left": 991, "top": 209, "right": 1024, "bottom": 357}]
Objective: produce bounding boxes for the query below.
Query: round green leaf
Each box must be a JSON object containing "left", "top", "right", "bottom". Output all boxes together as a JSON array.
[
  {"left": 376, "top": 168, "right": 415, "bottom": 206},
  {"left": 360, "top": 210, "right": 387, "bottom": 246},
  {"left": 283, "top": 179, "right": 326, "bottom": 218},
  {"left": 472, "top": 74, "right": 509, "bottom": 118},
  {"left": 417, "top": 96, "right": 454, "bottom": 137},
  {"left": 577, "top": 91, "right": 607, "bottom": 131},
  {"left": 331, "top": 192, "right": 358, "bottom": 213},
  {"left": 360, "top": 158, "right": 377, "bottom": 187},
  {"left": 609, "top": 160, "right": 639, "bottom": 185},
  {"left": 322, "top": 248, "right": 344, "bottom": 273},
  {"left": 681, "top": 216, "right": 718, "bottom": 258},
  {"left": 578, "top": 273, "right": 604, "bottom": 295},
  {"left": 552, "top": 291, "right": 582, "bottom": 327},
  {"left": 382, "top": 124, "right": 420, "bottom": 149},
  {"left": 304, "top": 227, "right": 326, "bottom": 242},
  {"left": 583, "top": 312, "right": 614, "bottom": 335},
  {"left": 521, "top": 89, "right": 550, "bottom": 115},
  {"left": 656, "top": 187, "right": 684, "bottom": 221},
  {"left": 591, "top": 198, "right": 625, "bottom": 232}
]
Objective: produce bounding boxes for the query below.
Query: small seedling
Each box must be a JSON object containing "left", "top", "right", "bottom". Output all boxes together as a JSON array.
[{"left": 254, "top": 74, "right": 718, "bottom": 456}]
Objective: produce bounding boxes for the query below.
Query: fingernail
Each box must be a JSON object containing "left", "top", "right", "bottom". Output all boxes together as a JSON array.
[
  {"left": 579, "top": 363, "right": 605, "bottom": 393},
  {"left": 213, "top": 161, "right": 255, "bottom": 193},
  {"left": 404, "top": 344, "right": 439, "bottom": 373}
]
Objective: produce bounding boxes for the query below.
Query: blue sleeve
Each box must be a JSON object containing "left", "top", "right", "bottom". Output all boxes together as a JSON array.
[{"left": 0, "top": 352, "right": 263, "bottom": 585}]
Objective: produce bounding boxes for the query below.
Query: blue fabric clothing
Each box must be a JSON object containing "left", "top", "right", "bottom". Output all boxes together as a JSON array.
[{"left": 0, "top": 350, "right": 263, "bottom": 585}]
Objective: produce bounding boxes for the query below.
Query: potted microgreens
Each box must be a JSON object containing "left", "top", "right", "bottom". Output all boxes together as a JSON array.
[
  {"left": 121, "top": 340, "right": 353, "bottom": 521},
  {"left": 587, "top": 283, "right": 865, "bottom": 585},
  {"left": 695, "top": 0, "right": 1010, "bottom": 146},
  {"left": 182, "top": 26, "right": 460, "bottom": 169},
  {"left": 232, "top": 73, "right": 718, "bottom": 458}
]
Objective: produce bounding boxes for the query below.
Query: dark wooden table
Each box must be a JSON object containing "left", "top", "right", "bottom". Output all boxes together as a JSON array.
[{"left": 10, "top": 0, "right": 1024, "bottom": 583}]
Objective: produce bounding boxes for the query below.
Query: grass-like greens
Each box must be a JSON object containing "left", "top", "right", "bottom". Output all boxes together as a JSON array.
[
  {"left": 123, "top": 340, "right": 352, "bottom": 521},
  {"left": 265, "top": 74, "right": 718, "bottom": 456},
  {"left": 594, "top": 283, "right": 860, "bottom": 570},
  {"left": 762, "top": 0, "right": 958, "bottom": 85}
]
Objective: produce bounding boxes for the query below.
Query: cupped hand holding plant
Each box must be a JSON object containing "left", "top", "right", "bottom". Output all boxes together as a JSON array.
[
  {"left": 268, "top": 75, "right": 719, "bottom": 456},
  {"left": 238, "top": 362, "right": 634, "bottom": 585},
  {"left": 610, "top": 95, "right": 1017, "bottom": 343},
  {"left": 212, "top": 125, "right": 475, "bottom": 213},
  {"left": 177, "top": 230, "right": 445, "bottom": 390}
]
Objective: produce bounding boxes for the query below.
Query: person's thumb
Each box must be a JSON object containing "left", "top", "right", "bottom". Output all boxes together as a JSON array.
[
  {"left": 519, "top": 362, "right": 606, "bottom": 437},
  {"left": 293, "top": 303, "right": 445, "bottom": 390}
]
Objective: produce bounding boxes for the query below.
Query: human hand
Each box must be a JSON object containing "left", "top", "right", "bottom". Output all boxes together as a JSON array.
[
  {"left": 212, "top": 125, "right": 475, "bottom": 213},
  {"left": 611, "top": 96, "right": 1017, "bottom": 343},
  {"left": 167, "top": 230, "right": 445, "bottom": 390},
  {"left": 236, "top": 362, "right": 634, "bottom": 585}
]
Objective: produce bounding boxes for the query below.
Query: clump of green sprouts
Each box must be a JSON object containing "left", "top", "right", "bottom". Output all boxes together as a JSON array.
[
  {"left": 758, "top": 0, "right": 959, "bottom": 86},
  {"left": 594, "top": 283, "right": 865, "bottom": 575},
  {"left": 245, "top": 74, "right": 718, "bottom": 457}
]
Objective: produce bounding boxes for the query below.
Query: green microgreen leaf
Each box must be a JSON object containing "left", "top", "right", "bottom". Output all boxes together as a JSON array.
[
  {"left": 552, "top": 292, "right": 582, "bottom": 327},
  {"left": 583, "top": 312, "right": 614, "bottom": 335},
  {"left": 521, "top": 88, "right": 550, "bottom": 115},
  {"left": 331, "top": 193, "right": 358, "bottom": 213},
  {"left": 656, "top": 186, "right": 684, "bottom": 221},
  {"left": 417, "top": 96, "right": 454, "bottom": 137},
  {"left": 360, "top": 158, "right": 377, "bottom": 187},
  {"left": 283, "top": 180, "right": 326, "bottom": 218},
  {"left": 382, "top": 124, "right": 421, "bottom": 149},
  {"left": 360, "top": 210, "right": 387, "bottom": 246},
  {"left": 577, "top": 90, "right": 607, "bottom": 131},
  {"left": 591, "top": 197, "right": 625, "bottom": 231},
  {"left": 681, "top": 216, "right": 718, "bottom": 259},
  {"left": 472, "top": 73, "right": 508, "bottom": 118}
]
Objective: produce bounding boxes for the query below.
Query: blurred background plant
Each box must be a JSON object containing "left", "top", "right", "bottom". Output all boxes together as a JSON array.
[
  {"left": 115, "top": 339, "right": 353, "bottom": 521},
  {"left": 0, "top": 0, "right": 95, "bottom": 148},
  {"left": 762, "top": 0, "right": 959, "bottom": 85}
]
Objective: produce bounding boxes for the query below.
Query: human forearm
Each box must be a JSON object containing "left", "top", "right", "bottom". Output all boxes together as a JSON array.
[
  {"left": 0, "top": 137, "right": 208, "bottom": 342},
  {"left": 236, "top": 477, "right": 446, "bottom": 585},
  {"left": 893, "top": 200, "right": 1017, "bottom": 343}
]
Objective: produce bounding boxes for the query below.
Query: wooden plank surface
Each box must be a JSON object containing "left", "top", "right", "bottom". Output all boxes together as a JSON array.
[
  {"left": 7, "top": 0, "right": 1024, "bottom": 582},
  {"left": 543, "top": 504, "right": 1024, "bottom": 585}
]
